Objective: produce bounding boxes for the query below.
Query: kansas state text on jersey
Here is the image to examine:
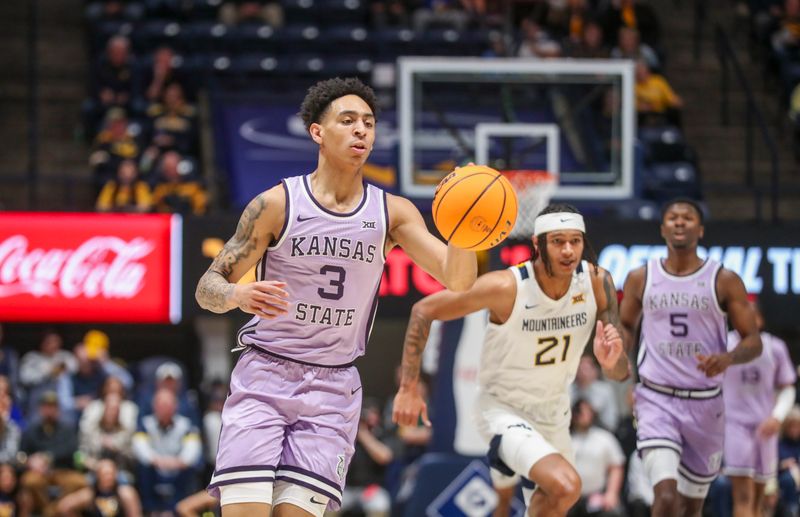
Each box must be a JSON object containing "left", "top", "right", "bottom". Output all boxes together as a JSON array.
[
  {"left": 236, "top": 174, "right": 388, "bottom": 366},
  {"left": 638, "top": 259, "right": 727, "bottom": 389}
]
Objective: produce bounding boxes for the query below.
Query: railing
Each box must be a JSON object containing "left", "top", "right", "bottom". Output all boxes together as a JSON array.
[{"left": 715, "top": 24, "right": 780, "bottom": 223}]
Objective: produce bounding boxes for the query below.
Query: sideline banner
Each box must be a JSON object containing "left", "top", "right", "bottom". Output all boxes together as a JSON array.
[{"left": 0, "top": 213, "right": 182, "bottom": 323}]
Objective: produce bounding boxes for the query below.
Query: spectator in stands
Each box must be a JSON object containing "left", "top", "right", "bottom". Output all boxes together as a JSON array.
[
  {"left": 483, "top": 32, "right": 511, "bottom": 57},
  {"left": 0, "top": 376, "right": 24, "bottom": 429},
  {"left": 89, "top": 108, "right": 141, "bottom": 189},
  {"left": 337, "top": 397, "right": 393, "bottom": 517},
  {"left": 634, "top": 59, "right": 683, "bottom": 127},
  {"left": 771, "top": 0, "right": 800, "bottom": 54},
  {"left": 610, "top": 26, "right": 660, "bottom": 71},
  {"left": 601, "top": 0, "right": 660, "bottom": 48},
  {"left": 79, "top": 392, "right": 137, "bottom": 475},
  {"left": 71, "top": 331, "right": 134, "bottom": 417},
  {"left": 517, "top": 17, "right": 562, "bottom": 58},
  {"left": 151, "top": 152, "right": 208, "bottom": 216},
  {"left": 412, "top": 0, "right": 471, "bottom": 32},
  {"left": 136, "top": 360, "right": 201, "bottom": 430},
  {"left": 778, "top": 406, "right": 800, "bottom": 517},
  {"left": 141, "top": 47, "right": 191, "bottom": 104},
  {"left": 20, "top": 328, "right": 77, "bottom": 419},
  {"left": 0, "top": 392, "right": 20, "bottom": 465},
  {"left": 18, "top": 391, "right": 86, "bottom": 517},
  {"left": 370, "top": 0, "right": 418, "bottom": 28},
  {"left": 218, "top": 0, "right": 284, "bottom": 28},
  {"left": 56, "top": 458, "right": 142, "bottom": 517},
  {"left": 143, "top": 82, "right": 198, "bottom": 158},
  {"left": 92, "top": 35, "right": 134, "bottom": 112},
  {"left": 96, "top": 159, "right": 153, "bottom": 213},
  {"left": 0, "top": 326, "right": 20, "bottom": 400},
  {"left": 570, "top": 355, "right": 620, "bottom": 431},
  {"left": 0, "top": 463, "right": 18, "bottom": 516},
  {"left": 566, "top": 20, "right": 608, "bottom": 58},
  {"left": 568, "top": 399, "right": 626, "bottom": 517},
  {"left": 133, "top": 388, "right": 202, "bottom": 514},
  {"left": 544, "top": 0, "right": 595, "bottom": 43},
  {"left": 81, "top": 376, "right": 138, "bottom": 441}
]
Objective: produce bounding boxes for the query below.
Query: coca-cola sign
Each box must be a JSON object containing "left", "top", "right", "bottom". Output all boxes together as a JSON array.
[{"left": 0, "top": 213, "right": 182, "bottom": 323}]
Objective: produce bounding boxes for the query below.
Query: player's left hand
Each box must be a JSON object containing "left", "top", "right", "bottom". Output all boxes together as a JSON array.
[
  {"left": 696, "top": 352, "right": 733, "bottom": 377},
  {"left": 593, "top": 321, "right": 623, "bottom": 370},
  {"left": 757, "top": 416, "right": 781, "bottom": 438}
]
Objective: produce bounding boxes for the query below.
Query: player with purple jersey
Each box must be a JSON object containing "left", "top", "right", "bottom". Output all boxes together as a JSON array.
[
  {"left": 195, "top": 77, "right": 477, "bottom": 517},
  {"left": 723, "top": 300, "right": 796, "bottom": 517},
  {"left": 620, "top": 198, "right": 762, "bottom": 517}
]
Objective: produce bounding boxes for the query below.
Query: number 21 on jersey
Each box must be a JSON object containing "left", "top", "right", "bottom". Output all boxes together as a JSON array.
[{"left": 534, "top": 335, "right": 572, "bottom": 366}]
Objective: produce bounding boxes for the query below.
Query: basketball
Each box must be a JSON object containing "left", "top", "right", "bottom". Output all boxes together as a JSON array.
[{"left": 432, "top": 165, "right": 518, "bottom": 251}]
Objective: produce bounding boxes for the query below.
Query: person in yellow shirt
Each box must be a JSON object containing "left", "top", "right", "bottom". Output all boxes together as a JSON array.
[
  {"left": 96, "top": 159, "right": 153, "bottom": 213},
  {"left": 634, "top": 59, "right": 683, "bottom": 127},
  {"left": 151, "top": 151, "right": 208, "bottom": 215}
]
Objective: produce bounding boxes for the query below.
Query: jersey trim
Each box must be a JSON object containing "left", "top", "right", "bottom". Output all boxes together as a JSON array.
[
  {"left": 381, "top": 189, "right": 390, "bottom": 262},
  {"left": 302, "top": 174, "right": 369, "bottom": 218},
  {"left": 268, "top": 179, "right": 293, "bottom": 251},
  {"left": 710, "top": 264, "right": 726, "bottom": 317},
  {"left": 238, "top": 336, "right": 356, "bottom": 369},
  {"left": 655, "top": 257, "right": 710, "bottom": 281}
]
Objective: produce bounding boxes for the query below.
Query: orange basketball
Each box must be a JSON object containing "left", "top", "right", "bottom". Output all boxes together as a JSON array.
[{"left": 432, "top": 165, "right": 518, "bottom": 251}]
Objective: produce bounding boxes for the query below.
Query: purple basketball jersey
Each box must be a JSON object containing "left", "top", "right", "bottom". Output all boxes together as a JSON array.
[
  {"left": 638, "top": 259, "right": 727, "bottom": 389},
  {"left": 723, "top": 331, "right": 796, "bottom": 426},
  {"left": 238, "top": 174, "right": 388, "bottom": 366}
]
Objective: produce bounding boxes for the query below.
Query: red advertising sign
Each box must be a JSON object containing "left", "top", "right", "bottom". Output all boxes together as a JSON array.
[{"left": 0, "top": 213, "right": 181, "bottom": 323}]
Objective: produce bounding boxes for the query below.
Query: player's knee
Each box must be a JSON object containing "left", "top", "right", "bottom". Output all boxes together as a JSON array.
[
  {"left": 273, "top": 482, "right": 329, "bottom": 517},
  {"left": 537, "top": 467, "right": 581, "bottom": 508},
  {"left": 653, "top": 481, "right": 679, "bottom": 510}
]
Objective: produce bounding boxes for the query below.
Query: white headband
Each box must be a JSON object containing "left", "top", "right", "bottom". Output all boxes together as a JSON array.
[{"left": 534, "top": 212, "right": 586, "bottom": 236}]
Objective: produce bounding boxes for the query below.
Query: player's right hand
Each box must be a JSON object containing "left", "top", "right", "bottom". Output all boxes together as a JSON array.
[
  {"left": 392, "top": 387, "right": 431, "bottom": 427},
  {"left": 233, "top": 281, "right": 289, "bottom": 318}
]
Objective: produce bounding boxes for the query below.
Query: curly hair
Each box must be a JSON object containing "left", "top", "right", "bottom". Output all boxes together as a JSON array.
[
  {"left": 533, "top": 202, "right": 597, "bottom": 277},
  {"left": 299, "top": 77, "right": 378, "bottom": 131}
]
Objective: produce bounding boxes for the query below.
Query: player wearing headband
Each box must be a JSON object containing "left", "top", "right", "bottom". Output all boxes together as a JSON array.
[{"left": 392, "top": 203, "right": 630, "bottom": 516}]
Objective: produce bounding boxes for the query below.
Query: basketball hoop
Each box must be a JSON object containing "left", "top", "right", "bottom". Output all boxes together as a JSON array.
[{"left": 501, "top": 170, "right": 557, "bottom": 239}]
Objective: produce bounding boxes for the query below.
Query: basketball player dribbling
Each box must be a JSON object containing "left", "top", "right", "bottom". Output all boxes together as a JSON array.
[
  {"left": 619, "top": 198, "right": 763, "bottom": 517},
  {"left": 393, "top": 203, "right": 631, "bottom": 517},
  {"left": 195, "top": 77, "right": 477, "bottom": 517},
  {"left": 722, "top": 299, "right": 796, "bottom": 517}
]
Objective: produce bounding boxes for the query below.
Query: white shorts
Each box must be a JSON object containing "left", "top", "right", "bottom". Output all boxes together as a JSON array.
[{"left": 476, "top": 391, "right": 575, "bottom": 479}]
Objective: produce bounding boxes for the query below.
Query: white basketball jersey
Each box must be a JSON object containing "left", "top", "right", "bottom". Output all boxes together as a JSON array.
[{"left": 479, "top": 260, "right": 597, "bottom": 424}]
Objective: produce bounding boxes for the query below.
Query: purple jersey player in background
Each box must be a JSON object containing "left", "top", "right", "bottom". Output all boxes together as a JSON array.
[
  {"left": 620, "top": 198, "right": 762, "bottom": 517},
  {"left": 722, "top": 299, "right": 796, "bottom": 517},
  {"left": 195, "top": 77, "right": 477, "bottom": 517}
]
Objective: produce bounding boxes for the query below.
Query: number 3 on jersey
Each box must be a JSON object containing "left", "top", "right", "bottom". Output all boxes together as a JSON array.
[
  {"left": 535, "top": 335, "right": 572, "bottom": 366},
  {"left": 318, "top": 265, "right": 346, "bottom": 300}
]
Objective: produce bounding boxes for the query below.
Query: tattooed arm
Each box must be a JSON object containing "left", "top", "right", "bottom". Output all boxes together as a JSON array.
[
  {"left": 392, "top": 271, "right": 515, "bottom": 427},
  {"left": 591, "top": 266, "right": 630, "bottom": 381},
  {"left": 195, "top": 187, "right": 289, "bottom": 316}
]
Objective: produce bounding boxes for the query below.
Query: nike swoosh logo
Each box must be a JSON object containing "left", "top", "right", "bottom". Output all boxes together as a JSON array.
[
  {"left": 297, "top": 215, "right": 317, "bottom": 222},
  {"left": 525, "top": 304, "right": 538, "bottom": 309},
  {"left": 351, "top": 386, "right": 362, "bottom": 395},
  {"left": 310, "top": 496, "right": 326, "bottom": 505},
  {"left": 559, "top": 218, "right": 570, "bottom": 222}
]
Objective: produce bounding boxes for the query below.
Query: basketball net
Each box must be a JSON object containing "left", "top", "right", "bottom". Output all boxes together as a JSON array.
[{"left": 501, "top": 170, "right": 557, "bottom": 239}]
